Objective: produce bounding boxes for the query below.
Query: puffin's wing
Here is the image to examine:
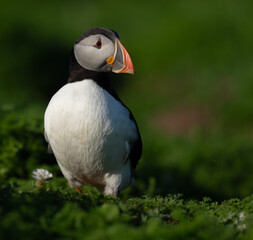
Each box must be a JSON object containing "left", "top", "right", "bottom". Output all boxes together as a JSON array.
[
  {"left": 96, "top": 86, "right": 142, "bottom": 169},
  {"left": 127, "top": 111, "right": 142, "bottom": 169},
  {"left": 44, "top": 131, "right": 53, "bottom": 154}
]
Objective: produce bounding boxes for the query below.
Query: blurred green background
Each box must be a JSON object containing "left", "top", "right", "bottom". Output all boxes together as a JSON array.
[{"left": 1, "top": 0, "right": 253, "bottom": 201}]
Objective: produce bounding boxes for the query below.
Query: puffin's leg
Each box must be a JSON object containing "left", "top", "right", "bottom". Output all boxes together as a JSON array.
[
  {"left": 103, "top": 173, "right": 121, "bottom": 196},
  {"left": 64, "top": 173, "right": 83, "bottom": 194},
  {"left": 57, "top": 161, "right": 83, "bottom": 191},
  {"left": 64, "top": 173, "right": 84, "bottom": 194}
]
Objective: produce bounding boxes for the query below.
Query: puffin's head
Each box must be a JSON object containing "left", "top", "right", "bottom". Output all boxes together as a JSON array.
[{"left": 74, "top": 27, "right": 134, "bottom": 74}]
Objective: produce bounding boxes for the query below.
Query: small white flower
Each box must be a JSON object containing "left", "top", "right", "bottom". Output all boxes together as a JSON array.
[
  {"left": 237, "top": 224, "right": 247, "bottom": 231},
  {"left": 234, "top": 212, "right": 247, "bottom": 231},
  {"left": 239, "top": 212, "right": 245, "bottom": 221},
  {"left": 32, "top": 168, "right": 53, "bottom": 181}
]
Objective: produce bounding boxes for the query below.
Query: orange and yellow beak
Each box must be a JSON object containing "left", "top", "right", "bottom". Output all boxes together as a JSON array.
[{"left": 106, "top": 39, "right": 134, "bottom": 74}]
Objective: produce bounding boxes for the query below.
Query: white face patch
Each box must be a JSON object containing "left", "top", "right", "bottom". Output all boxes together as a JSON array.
[{"left": 74, "top": 34, "right": 115, "bottom": 71}]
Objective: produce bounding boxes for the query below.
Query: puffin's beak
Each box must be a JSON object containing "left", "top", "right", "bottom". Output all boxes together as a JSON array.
[{"left": 107, "top": 39, "right": 134, "bottom": 74}]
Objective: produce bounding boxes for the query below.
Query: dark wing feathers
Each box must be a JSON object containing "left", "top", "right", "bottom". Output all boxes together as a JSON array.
[
  {"left": 98, "top": 81, "right": 142, "bottom": 169},
  {"left": 128, "top": 111, "right": 142, "bottom": 169}
]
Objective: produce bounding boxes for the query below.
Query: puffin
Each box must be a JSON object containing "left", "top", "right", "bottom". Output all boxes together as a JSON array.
[{"left": 44, "top": 27, "right": 142, "bottom": 196}]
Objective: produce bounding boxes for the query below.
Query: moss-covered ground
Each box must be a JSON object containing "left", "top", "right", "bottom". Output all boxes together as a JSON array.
[{"left": 2, "top": 182, "right": 253, "bottom": 240}]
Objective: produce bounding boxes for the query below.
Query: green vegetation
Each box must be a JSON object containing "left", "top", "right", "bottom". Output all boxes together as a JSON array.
[
  {"left": 1, "top": 0, "right": 253, "bottom": 239},
  {"left": 2, "top": 183, "right": 253, "bottom": 239}
]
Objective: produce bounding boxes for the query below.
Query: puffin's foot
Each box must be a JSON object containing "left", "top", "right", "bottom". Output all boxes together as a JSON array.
[{"left": 75, "top": 188, "right": 83, "bottom": 194}]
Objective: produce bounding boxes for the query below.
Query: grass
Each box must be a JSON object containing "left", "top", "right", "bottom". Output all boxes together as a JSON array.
[{"left": 2, "top": 182, "right": 253, "bottom": 240}]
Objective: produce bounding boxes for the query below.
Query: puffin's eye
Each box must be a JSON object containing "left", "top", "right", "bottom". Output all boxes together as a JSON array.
[{"left": 94, "top": 40, "right": 102, "bottom": 49}]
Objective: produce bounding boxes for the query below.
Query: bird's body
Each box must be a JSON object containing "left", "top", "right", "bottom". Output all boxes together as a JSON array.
[
  {"left": 44, "top": 27, "right": 142, "bottom": 196},
  {"left": 45, "top": 79, "right": 139, "bottom": 194}
]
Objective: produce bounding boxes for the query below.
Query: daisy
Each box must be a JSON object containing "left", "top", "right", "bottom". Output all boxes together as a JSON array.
[{"left": 32, "top": 168, "right": 53, "bottom": 188}]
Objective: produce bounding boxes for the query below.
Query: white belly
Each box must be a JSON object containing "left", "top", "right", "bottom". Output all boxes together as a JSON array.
[{"left": 44, "top": 80, "right": 137, "bottom": 188}]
